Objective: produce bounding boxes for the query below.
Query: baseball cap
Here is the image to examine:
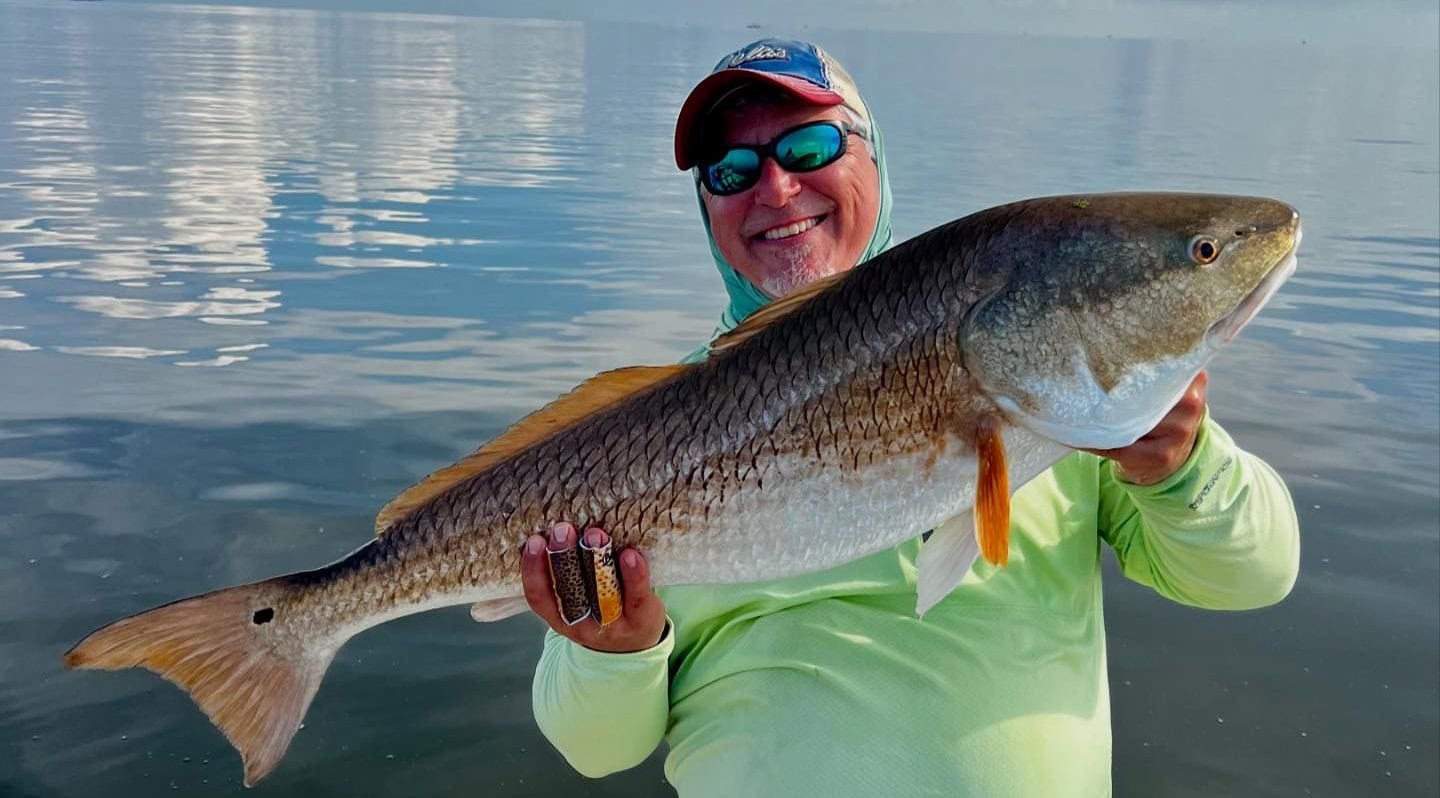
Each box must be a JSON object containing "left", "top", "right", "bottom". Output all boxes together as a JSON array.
[{"left": 674, "top": 38, "right": 868, "bottom": 170}]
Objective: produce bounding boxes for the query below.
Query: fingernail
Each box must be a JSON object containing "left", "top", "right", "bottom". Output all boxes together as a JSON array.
[
  {"left": 585, "top": 528, "right": 606, "bottom": 547},
  {"left": 525, "top": 537, "right": 543, "bottom": 555},
  {"left": 622, "top": 549, "right": 639, "bottom": 568},
  {"left": 551, "top": 523, "right": 570, "bottom": 546}
]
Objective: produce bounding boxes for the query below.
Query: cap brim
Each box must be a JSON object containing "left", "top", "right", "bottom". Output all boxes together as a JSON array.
[{"left": 674, "top": 69, "right": 844, "bottom": 170}]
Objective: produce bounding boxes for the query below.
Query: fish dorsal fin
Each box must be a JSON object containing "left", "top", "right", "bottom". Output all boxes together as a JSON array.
[
  {"left": 374, "top": 364, "right": 685, "bottom": 536},
  {"left": 709, "top": 270, "right": 847, "bottom": 354}
]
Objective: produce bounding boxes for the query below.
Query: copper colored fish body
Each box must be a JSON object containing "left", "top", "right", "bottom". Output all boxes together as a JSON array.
[{"left": 64, "top": 193, "right": 1302, "bottom": 785}]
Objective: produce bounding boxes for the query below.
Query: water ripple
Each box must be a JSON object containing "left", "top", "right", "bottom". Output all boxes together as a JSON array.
[
  {"left": 55, "top": 288, "right": 281, "bottom": 320},
  {"left": 52, "top": 346, "right": 187, "bottom": 360}
]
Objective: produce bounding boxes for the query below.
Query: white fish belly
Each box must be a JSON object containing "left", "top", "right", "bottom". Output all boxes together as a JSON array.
[{"left": 647, "top": 426, "right": 1068, "bottom": 587}]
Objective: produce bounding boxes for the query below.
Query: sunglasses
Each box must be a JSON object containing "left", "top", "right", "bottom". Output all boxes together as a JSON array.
[{"left": 699, "top": 120, "right": 865, "bottom": 197}]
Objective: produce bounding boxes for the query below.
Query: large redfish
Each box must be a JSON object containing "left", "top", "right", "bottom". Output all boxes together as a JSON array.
[{"left": 65, "top": 193, "right": 1301, "bottom": 785}]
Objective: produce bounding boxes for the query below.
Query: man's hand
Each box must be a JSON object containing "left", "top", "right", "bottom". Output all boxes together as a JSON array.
[
  {"left": 521, "top": 522, "right": 668, "bottom": 653},
  {"left": 1083, "top": 371, "right": 1209, "bottom": 486}
]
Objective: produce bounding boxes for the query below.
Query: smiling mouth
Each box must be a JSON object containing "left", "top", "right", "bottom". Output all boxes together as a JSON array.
[{"left": 758, "top": 214, "right": 826, "bottom": 241}]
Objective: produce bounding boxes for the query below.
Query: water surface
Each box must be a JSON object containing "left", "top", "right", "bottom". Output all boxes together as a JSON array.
[{"left": 0, "top": 2, "right": 1436, "bottom": 796}]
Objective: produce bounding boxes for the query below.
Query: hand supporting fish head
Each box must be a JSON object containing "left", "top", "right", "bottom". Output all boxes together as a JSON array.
[{"left": 961, "top": 193, "right": 1300, "bottom": 450}]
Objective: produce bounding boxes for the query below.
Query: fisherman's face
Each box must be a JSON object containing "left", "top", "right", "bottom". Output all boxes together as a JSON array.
[{"left": 701, "top": 100, "right": 881, "bottom": 299}]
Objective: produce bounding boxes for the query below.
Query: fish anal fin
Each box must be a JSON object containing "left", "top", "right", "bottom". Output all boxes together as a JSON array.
[
  {"left": 709, "top": 270, "right": 847, "bottom": 353},
  {"left": 62, "top": 577, "right": 336, "bottom": 787},
  {"left": 975, "top": 414, "right": 1011, "bottom": 567},
  {"left": 469, "top": 596, "right": 530, "bottom": 622},
  {"left": 374, "top": 364, "right": 686, "bottom": 536},
  {"left": 915, "top": 514, "right": 980, "bottom": 617}
]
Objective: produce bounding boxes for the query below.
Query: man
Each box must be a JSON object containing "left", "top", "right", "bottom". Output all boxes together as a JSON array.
[{"left": 519, "top": 39, "right": 1300, "bottom": 797}]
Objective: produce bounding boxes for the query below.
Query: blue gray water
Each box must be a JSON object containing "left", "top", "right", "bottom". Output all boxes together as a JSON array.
[{"left": 0, "top": 2, "right": 1436, "bottom": 796}]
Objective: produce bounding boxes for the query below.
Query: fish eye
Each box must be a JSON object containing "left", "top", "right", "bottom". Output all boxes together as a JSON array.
[{"left": 1189, "top": 235, "right": 1220, "bottom": 265}]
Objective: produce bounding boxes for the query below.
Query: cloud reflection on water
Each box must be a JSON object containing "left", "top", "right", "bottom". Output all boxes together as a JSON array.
[{"left": 0, "top": 5, "right": 603, "bottom": 376}]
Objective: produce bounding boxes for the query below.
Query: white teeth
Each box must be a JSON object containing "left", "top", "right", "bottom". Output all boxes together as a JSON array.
[{"left": 761, "top": 217, "right": 820, "bottom": 240}]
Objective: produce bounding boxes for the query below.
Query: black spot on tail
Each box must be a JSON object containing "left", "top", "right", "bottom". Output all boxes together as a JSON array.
[{"left": 252, "top": 608, "right": 275, "bottom": 625}]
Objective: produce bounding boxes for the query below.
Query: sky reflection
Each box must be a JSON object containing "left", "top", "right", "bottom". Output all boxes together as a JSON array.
[{"left": 0, "top": 3, "right": 622, "bottom": 390}]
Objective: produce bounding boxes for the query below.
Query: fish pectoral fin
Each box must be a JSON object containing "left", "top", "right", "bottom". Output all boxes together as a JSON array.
[
  {"left": 469, "top": 596, "right": 531, "bottom": 623},
  {"left": 975, "top": 414, "right": 1011, "bottom": 567},
  {"left": 374, "top": 364, "right": 686, "bottom": 536},
  {"left": 913, "top": 414, "right": 1013, "bottom": 617},
  {"left": 708, "top": 269, "right": 847, "bottom": 353},
  {"left": 915, "top": 514, "right": 981, "bottom": 617}
]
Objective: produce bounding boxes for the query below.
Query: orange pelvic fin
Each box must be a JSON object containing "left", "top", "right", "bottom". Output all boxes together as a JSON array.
[
  {"left": 63, "top": 577, "right": 335, "bottom": 786},
  {"left": 974, "top": 414, "right": 1011, "bottom": 567}
]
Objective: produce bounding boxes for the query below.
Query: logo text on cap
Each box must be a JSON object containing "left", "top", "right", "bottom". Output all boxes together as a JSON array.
[{"left": 725, "top": 44, "right": 788, "bottom": 68}]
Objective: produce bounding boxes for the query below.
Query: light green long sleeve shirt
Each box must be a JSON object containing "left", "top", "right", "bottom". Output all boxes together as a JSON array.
[{"left": 531, "top": 415, "right": 1300, "bottom": 797}]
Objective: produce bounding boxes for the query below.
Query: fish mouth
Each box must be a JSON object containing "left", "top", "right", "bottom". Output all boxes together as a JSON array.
[{"left": 1207, "top": 225, "right": 1301, "bottom": 346}]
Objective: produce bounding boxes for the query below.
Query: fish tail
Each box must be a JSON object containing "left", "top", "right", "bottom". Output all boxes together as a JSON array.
[{"left": 63, "top": 576, "right": 336, "bottom": 786}]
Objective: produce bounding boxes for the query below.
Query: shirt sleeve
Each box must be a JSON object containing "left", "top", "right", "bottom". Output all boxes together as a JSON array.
[
  {"left": 530, "top": 621, "right": 674, "bottom": 777},
  {"left": 1097, "top": 413, "right": 1300, "bottom": 610}
]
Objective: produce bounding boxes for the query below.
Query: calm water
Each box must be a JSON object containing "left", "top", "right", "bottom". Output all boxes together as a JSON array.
[{"left": 0, "top": 2, "right": 1436, "bottom": 796}]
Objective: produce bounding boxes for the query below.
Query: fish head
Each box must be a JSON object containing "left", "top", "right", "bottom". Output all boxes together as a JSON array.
[{"left": 961, "top": 193, "right": 1300, "bottom": 450}]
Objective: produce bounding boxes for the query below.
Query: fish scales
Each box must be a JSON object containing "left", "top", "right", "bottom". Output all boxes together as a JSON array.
[
  {"left": 229, "top": 215, "right": 952, "bottom": 637},
  {"left": 63, "top": 193, "right": 1302, "bottom": 786},
  {"left": 298, "top": 244, "right": 962, "bottom": 621}
]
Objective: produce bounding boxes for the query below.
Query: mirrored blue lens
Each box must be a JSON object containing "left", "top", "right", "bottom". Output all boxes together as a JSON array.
[
  {"left": 705, "top": 148, "right": 761, "bottom": 195},
  {"left": 774, "top": 123, "right": 844, "bottom": 172}
]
